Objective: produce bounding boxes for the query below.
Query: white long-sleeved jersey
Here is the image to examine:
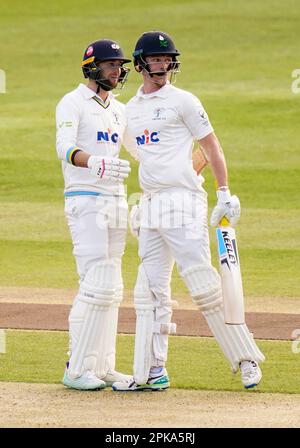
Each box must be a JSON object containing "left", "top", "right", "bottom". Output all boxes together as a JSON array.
[
  {"left": 124, "top": 83, "right": 214, "bottom": 195},
  {"left": 56, "top": 83, "right": 127, "bottom": 196}
]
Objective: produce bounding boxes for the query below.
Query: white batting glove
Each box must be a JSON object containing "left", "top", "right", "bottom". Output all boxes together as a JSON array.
[
  {"left": 129, "top": 205, "right": 141, "bottom": 238},
  {"left": 210, "top": 189, "right": 241, "bottom": 227},
  {"left": 88, "top": 156, "right": 131, "bottom": 182}
]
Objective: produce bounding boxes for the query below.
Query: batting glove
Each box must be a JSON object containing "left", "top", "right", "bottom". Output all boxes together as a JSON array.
[
  {"left": 88, "top": 155, "right": 131, "bottom": 182},
  {"left": 210, "top": 189, "right": 241, "bottom": 227}
]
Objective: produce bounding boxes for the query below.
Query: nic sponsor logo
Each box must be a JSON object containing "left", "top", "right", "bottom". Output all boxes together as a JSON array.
[
  {"left": 97, "top": 129, "right": 119, "bottom": 144},
  {"left": 136, "top": 129, "right": 159, "bottom": 146}
]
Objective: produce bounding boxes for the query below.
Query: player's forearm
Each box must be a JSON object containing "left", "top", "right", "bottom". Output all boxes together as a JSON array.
[
  {"left": 209, "top": 152, "right": 228, "bottom": 188},
  {"left": 199, "top": 133, "right": 228, "bottom": 188},
  {"left": 56, "top": 140, "right": 90, "bottom": 167},
  {"left": 72, "top": 150, "right": 90, "bottom": 167},
  {"left": 57, "top": 144, "right": 91, "bottom": 167}
]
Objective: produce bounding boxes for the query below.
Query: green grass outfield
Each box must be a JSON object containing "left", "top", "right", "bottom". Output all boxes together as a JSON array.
[
  {"left": 0, "top": 0, "right": 299, "bottom": 301},
  {"left": 0, "top": 330, "right": 299, "bottom": 394}
]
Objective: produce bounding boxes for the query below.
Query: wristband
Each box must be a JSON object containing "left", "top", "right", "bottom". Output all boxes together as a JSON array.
[
  {"left": 217, "top": 185, "right": 229, "bottom": 191},
  {"left": 70, "top": 149, "right": 82, "bottom": 166}
]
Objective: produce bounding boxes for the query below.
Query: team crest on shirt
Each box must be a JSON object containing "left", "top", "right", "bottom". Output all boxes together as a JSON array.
[
  {"left": 136, "top": 129, "right": 160, "bottom": 146},
  {"left": 112, "top": 111, "right": 121, "bottom": 125},
  {"left": 97, "top": 129, "right": 119, "bottom": 144},
  {"left": 152, "top": 107, "right": 166, "bottom": 121}
]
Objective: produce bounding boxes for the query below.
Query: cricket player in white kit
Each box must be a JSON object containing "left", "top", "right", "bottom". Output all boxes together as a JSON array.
[
  {"left": 113, "top": 31, "right": 265, "bottom": 392},
  {"left": 56, "top": 39, "right": 133, "bottom": 390}
]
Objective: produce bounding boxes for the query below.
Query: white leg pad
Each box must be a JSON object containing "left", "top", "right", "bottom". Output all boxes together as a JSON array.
[
  {"left": 104, "top": 258, "right": 123, "bottom": 372},
  {"left": 68, "top": 260, "right": 116, "bottom": 379},
  {"left": 182, "top": 264, "right": 265, "bottom": 372}
]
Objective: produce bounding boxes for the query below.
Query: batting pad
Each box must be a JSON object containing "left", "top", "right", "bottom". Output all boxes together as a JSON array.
[
  {"left": 68, "top": 260, "right": 116, "bottom": 379},
  {"left": 181, "top": 264, "right": 265, "bottom": 372},
  {"left": 103, "top": 258, "right": 123, "bottom": 373},
  {"left": 205, "top": 310, "right": 265, "bottom": 372}
]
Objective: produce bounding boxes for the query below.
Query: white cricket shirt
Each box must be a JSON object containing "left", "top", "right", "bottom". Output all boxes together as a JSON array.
[
  {"left": 56, "top": 83, "right": 127, "bottom": 196},
  {"left": 124, "top": 83, "right": 213, "bottom": 194}
]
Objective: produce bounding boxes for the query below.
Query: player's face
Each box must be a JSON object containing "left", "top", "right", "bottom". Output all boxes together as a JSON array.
[
  {"left": 145, "top": 55, "right": 173, "bottom": 85},
  {"left": 97, "top": 60, "right": 123, "bottom": 88}
]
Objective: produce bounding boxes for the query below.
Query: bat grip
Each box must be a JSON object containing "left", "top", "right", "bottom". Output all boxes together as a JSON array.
[{"left": 219, "top": 216, "right": 230, "bottom": 226}]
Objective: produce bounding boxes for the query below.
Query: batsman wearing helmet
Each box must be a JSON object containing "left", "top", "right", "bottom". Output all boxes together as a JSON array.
[
  {"left": 113, "top": 31, "right": 265, "bottom": 392},
  {"left": 56, "top": 39, "right": 133, "bottom": 390}
]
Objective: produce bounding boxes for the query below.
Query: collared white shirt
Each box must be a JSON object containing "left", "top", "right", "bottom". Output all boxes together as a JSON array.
[
  {"left": 124, "top": 83, "right": 213, "bottom": 194},
  {"left": 56, "top": 83, "right": 127, "bottom": 196}
]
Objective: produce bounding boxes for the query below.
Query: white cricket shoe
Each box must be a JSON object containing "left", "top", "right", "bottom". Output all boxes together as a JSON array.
[
  {"left": 101, "top": 369, "right": 133, "bottom": 387},
  {"left": 62, "top": 369, "right": 106, "bottom": 391},
  {"left": 240, "top": 360, "right": 262, "bottom": 389},
  {"left": 112, "top": 368, "right": 170, "bottom": 392}
]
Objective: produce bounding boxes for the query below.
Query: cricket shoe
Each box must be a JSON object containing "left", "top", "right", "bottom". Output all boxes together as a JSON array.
[
  {"left": 240, "top": 360, "right": 262, "bottom": 389},
  {"left": 62, "top": 368, "right": 106, "bottom": 391},
  {"left": 112, "top": 368, "right": 170, "bottom": 392},
  {"left": 100, "top": 369, "right": 133, "bottom": 387}
]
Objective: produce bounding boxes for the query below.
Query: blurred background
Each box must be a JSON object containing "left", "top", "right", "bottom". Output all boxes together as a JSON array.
[{"left": 0, "top": 0, "right": 299, "bottom": 311}]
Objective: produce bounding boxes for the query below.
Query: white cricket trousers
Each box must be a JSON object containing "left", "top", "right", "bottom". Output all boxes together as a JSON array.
[
  {"left": 64, "top": 195, "right": 128, "bottom": 279},
  {"left": 138, "top": 188, "right": 211, "bottom": 367}
]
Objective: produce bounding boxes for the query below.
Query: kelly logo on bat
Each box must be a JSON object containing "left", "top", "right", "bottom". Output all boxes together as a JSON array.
[{"left": 217, "top": 229, "right": 239, "bottom": 269}]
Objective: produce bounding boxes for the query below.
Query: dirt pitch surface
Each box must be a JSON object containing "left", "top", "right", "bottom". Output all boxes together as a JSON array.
[
  {"left": 0, "top": 287, "right": 299, "bottom": 428},
  {"left": 0, "top": 382, "right": 300, "bottom": 428},
  {"left": 0, "top": 303, "right": 299, "bottom": 340}
]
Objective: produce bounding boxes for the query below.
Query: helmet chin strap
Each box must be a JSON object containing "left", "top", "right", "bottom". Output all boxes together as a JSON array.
[
  {"left": 94, "top": 66, "right": 129, "bottom": 94},
  {"left": 94, "top": 66, "right": 118, "bottom": 93},
  {"left": 144, "top": 69, "right": 169, "bottom": 87},
  {"left": 150, "top": 71, "right": 167, "bottom": 77}
]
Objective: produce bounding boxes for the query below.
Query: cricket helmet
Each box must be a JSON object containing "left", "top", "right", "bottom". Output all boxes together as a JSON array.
[
  {"left": 82, "top": 39, "right": 131, "bottom": 90},
  {"left": 133, "top": 31, "right": 180, "bottom": 74}
]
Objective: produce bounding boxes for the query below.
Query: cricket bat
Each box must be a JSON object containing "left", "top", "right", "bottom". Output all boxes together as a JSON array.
[{"left": 216, "top": 216, "right": 245, "bottom": 325}]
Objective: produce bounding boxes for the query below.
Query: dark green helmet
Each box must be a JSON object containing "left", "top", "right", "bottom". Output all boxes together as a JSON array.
[{"left": 133, "top": 31, "right": 180, "bottom": 75}]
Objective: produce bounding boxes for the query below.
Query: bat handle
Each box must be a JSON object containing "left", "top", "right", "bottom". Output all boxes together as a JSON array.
[{"left": 219, "top": 216, "right": 230, "bottom": 227}]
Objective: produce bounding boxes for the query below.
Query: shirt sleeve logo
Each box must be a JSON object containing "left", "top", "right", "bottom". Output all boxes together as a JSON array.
[
  {"left": 136, "top": 129, "right": 160, "bottom": 146},
  {"left": 58, "top": 121, "right": 73, "bottom": 128},
  {"left": 199, "top": 109, "right": 207, "bottom": 120}
]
